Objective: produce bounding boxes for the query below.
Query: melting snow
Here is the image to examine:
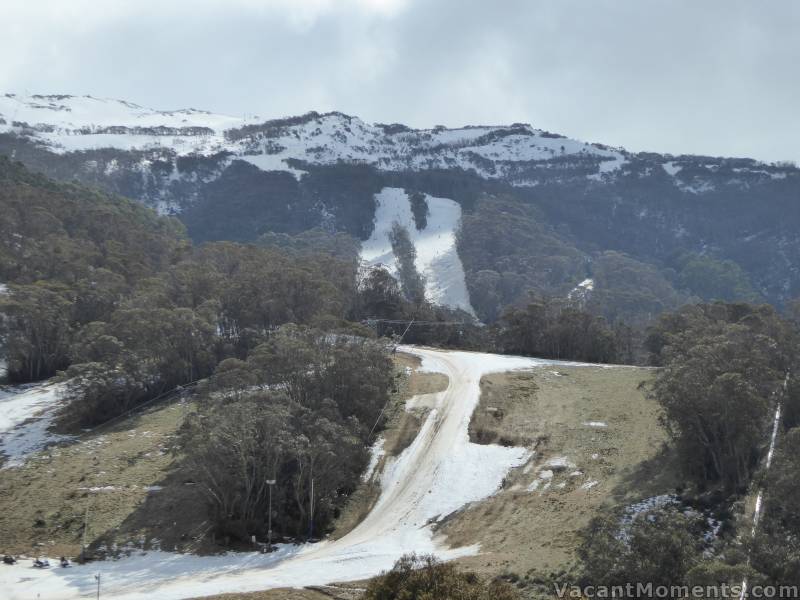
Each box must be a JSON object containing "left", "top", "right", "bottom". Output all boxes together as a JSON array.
[
  {"left": 361, "top": 437, "right": 385, "bottom": 482},
  {"left": 544, "top": 456, "right": 575, "bottom": 471},
  {"left": 0, "top": 347, "right": 606, "bottom": 599},
  {"left": 568, "top": 278, "right": 594, "bottom": 301},
  {"left": 0, "top": 382, "right": 71, "bottom": 468},
  {"left": 360, "top": 187, "right": 475, "bottom": 314}
]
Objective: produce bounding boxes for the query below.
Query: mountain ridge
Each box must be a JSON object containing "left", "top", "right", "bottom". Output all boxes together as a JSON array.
[
  {"left": 1, "top": 92, "right": 630, "bottom": 185},
  {"left": 2, "top": 92, "right": 800, "bottom": 322}
]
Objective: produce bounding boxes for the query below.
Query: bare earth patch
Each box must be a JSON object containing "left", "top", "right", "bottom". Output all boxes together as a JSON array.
[
  {"left": 440, "top": 365, "right": 674, "bottom": 579},
  {"left": 0, "top": 352, "right": 444, "bottom": 562}
]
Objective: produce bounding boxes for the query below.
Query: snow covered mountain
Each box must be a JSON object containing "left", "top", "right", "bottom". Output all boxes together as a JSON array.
[
  {"left": 4, "top": 93, "right": 796, "bottom": 202},
  {"left": 3, "top": 92, "right": 800, "bottom": 319},
  {"left": 0, "top": 93, "right": 628, "bottom": 184}
]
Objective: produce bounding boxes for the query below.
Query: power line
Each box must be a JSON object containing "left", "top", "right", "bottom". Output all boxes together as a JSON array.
[
  {"left": 83, "top": 379, "right": 202, "bottom": 435},
  {"left": 363, "top": 318, "right": 469, "bottom": 326}
]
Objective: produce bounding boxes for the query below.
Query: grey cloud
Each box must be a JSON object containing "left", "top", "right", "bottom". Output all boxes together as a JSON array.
[{"left": 2, "top": 0, "right": 798, "bottom": 162}]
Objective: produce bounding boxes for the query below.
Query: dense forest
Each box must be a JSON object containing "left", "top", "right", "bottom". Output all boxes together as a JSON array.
[
  {"left": 4, "top": 123, "right": 800, "bottom": 330},
  {"left": 0, "top": 156, "right": 401, "bottom": 540}
]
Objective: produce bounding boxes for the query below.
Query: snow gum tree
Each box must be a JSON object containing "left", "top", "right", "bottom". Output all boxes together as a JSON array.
[
  {"left": 180, "top": 325, "right": 393, "bottom": 542},
  {"left": 647, "top": 303, "right": 797, "bottom": 492}
]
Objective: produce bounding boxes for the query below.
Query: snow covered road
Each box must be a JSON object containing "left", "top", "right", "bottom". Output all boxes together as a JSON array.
[{"left": 1, "top": 347, "right": 595, "bottom": 599}]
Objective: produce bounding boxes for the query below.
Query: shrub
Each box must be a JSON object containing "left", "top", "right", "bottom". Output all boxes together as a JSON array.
[{"left": 364, "top": 553, "right": 520, "bottom": 600}]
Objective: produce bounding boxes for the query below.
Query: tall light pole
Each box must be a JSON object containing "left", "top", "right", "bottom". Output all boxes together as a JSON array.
[
  {"left": 265, "top": 479, "right": 276, "bottom": 551},
  {"left": 95, "top": 573, "right": 101, "bottom": 599},
  {"left": 308, "top": 476, "right": 314, "bottom": 541}
]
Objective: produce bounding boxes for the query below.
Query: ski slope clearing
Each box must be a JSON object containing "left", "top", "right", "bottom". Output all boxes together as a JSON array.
[
  {"left": 360, "top": 187, "right": 475, "bottom": 314},
  {"left": 0, "top": 347, "right": 599, "bottom": 600},
  {"left": 0, "top": 382, "right": 70, "bottom": 468}
]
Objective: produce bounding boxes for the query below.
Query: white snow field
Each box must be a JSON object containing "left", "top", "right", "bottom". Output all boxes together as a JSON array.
[
  {"left": 0, "top": 346, "right": 599, "bottom": 600},
  {"left": 360, "top": 187, "right": 475, "bottom": 314},
  {"left": 0, "top": 94, "right": 626, "bottom": 184},
  {"left": 0, "top": 382, "right": 70, "bottom": 468}
]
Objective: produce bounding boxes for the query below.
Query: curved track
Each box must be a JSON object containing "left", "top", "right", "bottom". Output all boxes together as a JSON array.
[{"left": 2, "top": 347, "right": 592, "bottom": 599}]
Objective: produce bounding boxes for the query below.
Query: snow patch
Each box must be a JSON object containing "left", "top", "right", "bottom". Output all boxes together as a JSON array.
[
  {"left": 568, "top": 278, "right": 594, "bottom": 301},
  {"left": 404, "top": 391, "right": 444, "bottom": 412},
  {"left": 361, "top": 188, "right": 475, "bottom": 314},
  {"left": 361, "top": 437, "right": 385, "bottom": 482},
  {"left": 545, "top": 456, "right": 575, "bottom": 471},
  {"left": 0, "top": 382, "right": 71, "bottom": 468}
]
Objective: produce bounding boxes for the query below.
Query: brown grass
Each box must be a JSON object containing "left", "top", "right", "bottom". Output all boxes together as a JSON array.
[
  {"left": 0, "top": 397, "right": 201, "bottom": 558},
  {"left": 439, "top": 365, "right": 677, "bottom": 579}
]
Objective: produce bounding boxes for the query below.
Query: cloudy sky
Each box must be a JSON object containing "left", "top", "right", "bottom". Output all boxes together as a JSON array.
[{"left": 3, "top": 0, "right": 798, "bottom": 162}]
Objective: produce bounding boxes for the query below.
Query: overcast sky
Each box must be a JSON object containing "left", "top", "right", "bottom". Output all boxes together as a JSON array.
[{"left": 3, "top": 0, "right": 798, "bottom": 163}]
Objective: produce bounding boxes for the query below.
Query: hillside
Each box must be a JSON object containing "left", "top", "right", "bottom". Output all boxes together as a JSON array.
[
  {"left": 0, "top": 347, "right": 662, "bottom": 599},
  {"left": 2, "top": 93, "right": 799, "bottom": 322}
]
